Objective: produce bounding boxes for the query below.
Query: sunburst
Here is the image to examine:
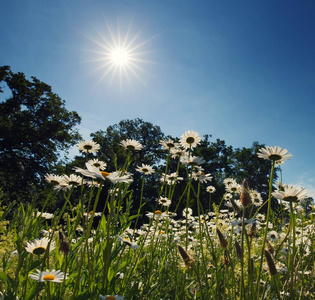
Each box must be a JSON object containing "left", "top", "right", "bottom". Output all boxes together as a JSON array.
[{"left": 86, "top": 23, "right": 154, "bottom": 89}]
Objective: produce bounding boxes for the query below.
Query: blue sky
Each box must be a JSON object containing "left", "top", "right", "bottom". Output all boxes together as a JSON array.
[{"left": 1, "top": 0, "right": 315, "bottom": 194}]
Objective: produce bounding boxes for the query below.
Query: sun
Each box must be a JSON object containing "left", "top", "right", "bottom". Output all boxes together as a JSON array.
[
  {"left": 86, "top": 22, "right": 154, "bottom": 88},
  {"left": 110, "top": 47, "right": 130, "bottom": 66}
]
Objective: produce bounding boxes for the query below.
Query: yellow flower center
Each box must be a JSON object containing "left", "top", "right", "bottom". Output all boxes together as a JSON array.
[
  {"left": 154, "top": 210, "right": 162, "bottom": 215},
  {"left": 43, "top": 274, "right": 56, "bottom": 281},
  {"left": 32, "top": 247, "right": 46, "bottom": 255},
  {"left": 186, "top": 137, "right": 195, "bottom": 144},
  {"left": 101, "top": 171, "right": 110, "bottom": 178}
]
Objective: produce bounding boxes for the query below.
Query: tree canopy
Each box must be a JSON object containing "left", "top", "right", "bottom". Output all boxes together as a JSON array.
[{"left": 0, "top": 66, "right": 81, "bottom": 201}]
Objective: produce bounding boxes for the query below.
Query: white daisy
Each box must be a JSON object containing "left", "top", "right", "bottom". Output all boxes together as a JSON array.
[
  {"left": 206, "top": 186, "right": 216, "bottom": 193},
  {"left": 135, "top": 164, "right": 155, "bottom": 175},
  {"left": 62, "top": 174, "right": 83, "bottom": 186},
  {"left": 180, "top": 155, "right": 205, "bottom": 166},
  {"left": 76, "top": 140, "right": 100, "bottom": 153},
  {"left": 272, "top": 185, "right": 307, "bottom": 203},
  {"left": 192, "top": 171, "right": 212, "bottom": 183},
  {"left": 267, "top": 230, "right": 279, "bottom": 242},
  {"left": 25, "top": 237, "right": 56, "bottom": 255},
  {"left": 159, "top": 139, "right": 176, "bottom": 149},
  {"left": 179, "top": 130, "right": 201, "bottom": 150},
  {"left": 157, "top": 197, "right": 172, "bottom": 207},
  {"left": 36, "top": 211, "right": 54, "bottom": 219},
  {"left": 44, "top": 174, "right": 64, "bottom": 185},
  {"left": 120, "top": 139, "right": 143, "bottom": 151},
  {"left": 29, "top": 269, "right": 67, "bottom": 283},
  {"left": 87, "top": 158, "right": 107, "bottom": 170},
  {"left": 116, "top": 235, "right": 139, "bottom": 250},
  {"left": 225, "top": 182, "right": 241, "bottom": 194},
  {"left": 257, "top": 146, "right": 292, "bottom": 162}
]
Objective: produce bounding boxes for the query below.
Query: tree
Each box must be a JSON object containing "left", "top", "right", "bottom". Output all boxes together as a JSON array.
[{"left": 0, "top": 66, "right": 81, "bottom": 202}]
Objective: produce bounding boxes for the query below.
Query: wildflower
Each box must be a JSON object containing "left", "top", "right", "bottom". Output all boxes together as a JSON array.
[
  {"left": 216, "top": 228, "right": 228, "bottom": 249},
  {"left": 181, "top": 155, "right": 205, "bottom": 166},
  {"left": 267, "top": 230, "right": 279, "bottom": 243},
  {"left": 257, "top": 146, "right": 292, "bottom": 163},
  {"left": 225, "top": 182, "right": 241, "bottom": 194},
  {"left": 62, "top": 174, "right": 83, "bottom": 186},
  {"left": 99, "top": 295, "right": 124, "bottom": 300},
  {"left": 29, "top": 269, "right": 68, "bottom": 283},
  {"left": 116, "top": 235, "right": 139, "bottom": 250},
  {"left": 87, "top": 158, "right": 107, "bottom": 170},
  {"left": 25, "top": 237, "right": 56, "bottom": 255},
  {"left": 206, "top": 186, "right": 216, "bottom": 193},
  {"left": 160, "top": 172, "right": 184, "bottom": 185},
  {"left": 76, "top": 140, "right": 100, "bottom": 153},
  {"left": 170, "top": 146, "right": 187, "bottom": 158},
  {"left": 240, "top": 179, "right": 251, "bottom": 207},
  {"left": 264, "top": 250, "right": 277, "bottom": 276},
  {"left": 136, "top": 164, "right": 155, "bottom": 175},
  {"left": 231, "top": 218, "right": 256, "bottom": 227},
  {"left": 178, "top": 245, "right": 195, "bottom": 268},
  {"left": 44, "top": 174, "right": 64, "bottom": 185},
  {"left": 251, "top": 191, "right": 263, "bottom": 206},
  {"left": 157, "top": 197, "right": 172, "bottom": 207},
  {"left": 223, "top": 178, "right": 237, "bottom": 187},
  {"left": 192, "top": 171, "right": 212, "bottom": 183},
  {"left": 36, "top": 211, "right": 54, "bottom": 219},
  {"left": 179, "top": 130, "right": 201, "bottom": 150},
  {"left": 159, "top": 138, "right": 176, "bottom": 149},
  {"left": 272, "top": 185, "right": 307, "bottom": 203},
  {"left": 120, "top": 139, "right": 143, "bottom": 151},
  {"left": 74, "top": 163, "right": 133, "bottom": 184}
]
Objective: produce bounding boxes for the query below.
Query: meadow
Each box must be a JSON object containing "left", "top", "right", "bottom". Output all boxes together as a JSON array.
[{"left": 0, "top": 131, "right": 314, "bottom": 299}]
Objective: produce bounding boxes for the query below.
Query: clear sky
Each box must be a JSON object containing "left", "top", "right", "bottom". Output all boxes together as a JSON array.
[{"left": 1, "top": 0, "right": 315, "bottom": 194}]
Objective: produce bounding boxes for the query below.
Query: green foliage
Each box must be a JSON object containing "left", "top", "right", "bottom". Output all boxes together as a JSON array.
[{"left": 0, "top": 66, "right": 81, "bottom": 203}]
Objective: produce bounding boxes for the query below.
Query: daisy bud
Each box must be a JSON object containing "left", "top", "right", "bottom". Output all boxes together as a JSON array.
[
  {"left": 264, "top": 250, "right": 277, "bottom": 276},
  {"left": 178, "top": 245, "right": 195, "bottom": 268},
  {"left": 234, "top": 240, "right": 242, "bottom": 259},
  {"left": 223, "top": 249, "right": 230, "bottom": 265},
  {"left": 216, "top": 228, "right": 228, "bottom": 249},
  {"left": 266, "top": 241, "right": 275, "bottom": 255},
  {"left": 240, "top": 179, "right": 252, "bottom": 207},
  {"left": 59, "top": 231, "right": 70, "bottom": 255},
  {"left": 248, "top": 222, "right": 257, "bottom": 238}
]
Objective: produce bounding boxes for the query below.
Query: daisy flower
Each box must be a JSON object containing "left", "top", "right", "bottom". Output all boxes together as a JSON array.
[
  {"left": 87, "top": 158, "right": 107, "bottom": 170},
  {"left": 135, "top": 164, "right": 155, "bottom": 175},
  {"left": 223, "top": 178, "right": 237, "bottom": 187},
  {"left": 257, "top": 146, "right": 292, "bottom": 162},
  {"left": 25, "top": 237, "right": 56, "bottom": 255},
  {"left": 62, "top": 174, "right": 83, "bottom": 186},
  {"left": 267, "top": 230, "right": 279, "bottom": 242},
  {"left": 272, "top": 185, "right": 307, "bottom": 203},
  {"left": 157, "top": 197, "right": 172, "bottom": 207},
  {"left": 29, "top": 269, "right": 67, "bottom": 283},
  {"left": 192, "top": 171, "right": 212, "bottom": 183},
  {"left": 225, "top": 182, "right": 241, "bottom": 194},
  {"left": 44, "top": 174, "right": 64, "bottom": 185},
  {"left": 36, "top": 211, "right": 54, "bottom": 219},
  {"left": 76, "top": 140, "right": 100, "bottom": 153},
  {"left": 120, "top": 139, "right": 143, "bottom": 151},
  {"left": 206, "top": 186, "right": 216, "bottom": 193},
  {"left": 180, "top": 155, "right": 205, "bottom": 166},
  {"left": 179, "top": 130, "right": 201, "bottom": 150},
  {"left": 170, "top": 146, "right": 187, "bottom": 158},
  {"left": 116, "top": 235, "right": 139, "bottom": 250},
  {"left": 159, "top": 138, "right": 176, "bottom": 149}
]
